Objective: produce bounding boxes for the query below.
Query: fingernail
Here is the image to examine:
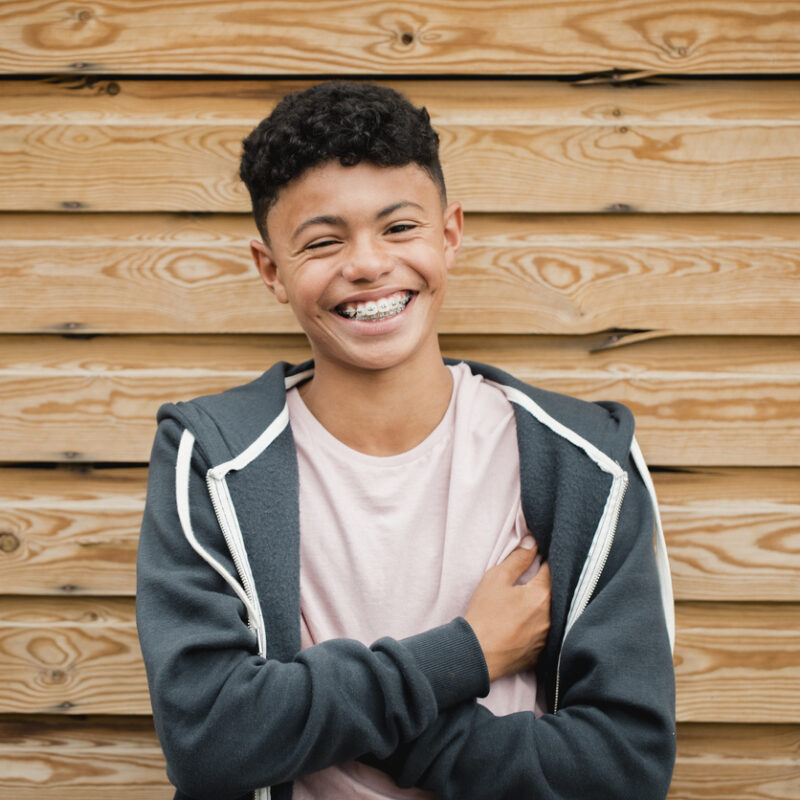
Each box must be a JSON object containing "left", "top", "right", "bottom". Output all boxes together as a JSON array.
[{"left": 520, "top": 536, "right": 535, "bottom": 550}]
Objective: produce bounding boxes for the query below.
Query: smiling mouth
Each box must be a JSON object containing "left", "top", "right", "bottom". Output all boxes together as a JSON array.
[{"left": 335, "top": 290, "right": 414, "bottom": 322}]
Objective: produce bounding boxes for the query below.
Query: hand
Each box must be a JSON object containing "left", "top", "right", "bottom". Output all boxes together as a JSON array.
[{"left": 464, "top": 537, "right": 551, "bottom": 682}]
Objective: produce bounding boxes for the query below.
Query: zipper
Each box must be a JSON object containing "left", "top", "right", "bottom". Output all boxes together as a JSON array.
[
  {"left": 206, "top": 472, "right": 271, "bottom": 800},
  {"left": 553, "top": 469, "right": 629, "bottom": 713},
  {"left": 201, "top": 402, "right": 294, "bottom": 800},
  {"left": 205, "top": 472, "right": 267, "bottom": 656}
]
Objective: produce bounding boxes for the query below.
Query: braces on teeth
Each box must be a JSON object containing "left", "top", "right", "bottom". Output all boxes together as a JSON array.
[{"left": 338, "top": 293, "right": 411, "bottom": 321}]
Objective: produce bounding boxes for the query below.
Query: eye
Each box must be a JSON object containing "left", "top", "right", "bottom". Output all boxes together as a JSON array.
[
  {"left": 305, "top": 239, "right": 338, "bottom": 251},
  {"left": 386, "top": 223, "right": 417, "bottom": 235}
]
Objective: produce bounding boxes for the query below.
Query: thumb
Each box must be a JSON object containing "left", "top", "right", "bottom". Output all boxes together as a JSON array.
[
  {"left": 497, "top": 536, "right": 537, "bottom": 582},
  {"left": 524, "top": 558, "right": 551, "bottom": 595}
]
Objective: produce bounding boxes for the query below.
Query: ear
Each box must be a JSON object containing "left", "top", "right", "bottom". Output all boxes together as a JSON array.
[
  {"left": 250, "top": 239, "right": 289, "bottom": 304},
  {"left": 441, "top": 201, "right": 464, "bottom": 272}
]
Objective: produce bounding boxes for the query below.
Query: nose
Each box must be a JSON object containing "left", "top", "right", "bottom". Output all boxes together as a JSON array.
[{"left": 341, "top": 235, "right": 393, "bottom": 283}]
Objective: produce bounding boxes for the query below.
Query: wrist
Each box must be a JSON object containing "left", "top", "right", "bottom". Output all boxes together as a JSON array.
[
  {"left": 400, "top": 617, "right": 490, "bottom": 709},
  {"left": 463, "top": 615, "right": 496, "bottom": 681}
]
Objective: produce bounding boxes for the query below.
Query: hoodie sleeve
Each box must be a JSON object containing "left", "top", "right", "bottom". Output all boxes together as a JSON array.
[
  {"left": 362, "top": 453, "right": 676, "bottom": 800},
  {"left": 136, "top": 417, "right": 489, "bottom": 800}
]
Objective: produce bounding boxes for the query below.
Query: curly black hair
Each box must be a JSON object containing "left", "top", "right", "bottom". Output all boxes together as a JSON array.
[{"left": 240, "top": 81, "right": 446, "bottom": 242}]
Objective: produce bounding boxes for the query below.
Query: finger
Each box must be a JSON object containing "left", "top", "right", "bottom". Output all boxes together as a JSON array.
[
  {"left": 497, "top": 539, "right": 537, "bottom": 581},
  {"left": 520, "top": 535, "right": 538, "bottom": 557},
  {"left": 523, "top": 560, "right": 551, "bottom": 594}
]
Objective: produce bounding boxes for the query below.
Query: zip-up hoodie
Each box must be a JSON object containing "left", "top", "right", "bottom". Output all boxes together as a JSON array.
[{"left": 136, "top": 359, "right": 676, "bottom": 800}]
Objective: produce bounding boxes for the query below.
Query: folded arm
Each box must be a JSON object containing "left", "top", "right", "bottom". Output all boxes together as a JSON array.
[
  {"left": 136, "top": 418, "right": 490, "bottom": 799},
  {"left": 364, "top": 461, "right": 676, "bottom": 800}
]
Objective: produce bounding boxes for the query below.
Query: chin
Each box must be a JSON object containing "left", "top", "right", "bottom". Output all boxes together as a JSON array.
[{"left": 326, "top": 343, "right": 422, "bottom": 374}]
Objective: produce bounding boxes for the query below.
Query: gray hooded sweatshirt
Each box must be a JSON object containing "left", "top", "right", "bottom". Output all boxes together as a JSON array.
[{"left": 136, "top": 359, "right": 676, "bottom": 800}]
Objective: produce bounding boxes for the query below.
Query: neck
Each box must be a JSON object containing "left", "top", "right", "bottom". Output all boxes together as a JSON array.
[{"left": 298, "top": 349, "right": 453, "bottom": 456}]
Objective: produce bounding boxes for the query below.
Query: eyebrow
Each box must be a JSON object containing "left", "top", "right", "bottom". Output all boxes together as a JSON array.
[
  {"left": 376, "top": 201, "right": 424, "bottom": 219},
  {"left": 291, "top": 201, "right": 424, "bottom": 241},
  {"left": 291, "top": 214, "right": 345, "bottom": 241}
]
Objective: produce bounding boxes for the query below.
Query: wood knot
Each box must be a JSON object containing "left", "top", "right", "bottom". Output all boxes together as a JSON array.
[
  {"left": 0, "top": 532, "right": 20, "bottom": 553},
  {"left": 612, "top": 108, "right": 622, "bottom": 117},
  {"left": 618, "top": 126, "right": 628, "bottom": 133},
  {"left": 105, "top": 81, "right": 120, "bottom": 96},
  {"left": 61, "top": 201, "right": 85, "bottom": 210},
  {"left": 400, "top": 31, "right": 414, "bottom": 45},
  {"left": 77, "top": 9, "right": 93, "bottom": 23},
  {"left": 50, "top": 669, "right": 67, "bottom": 683}
]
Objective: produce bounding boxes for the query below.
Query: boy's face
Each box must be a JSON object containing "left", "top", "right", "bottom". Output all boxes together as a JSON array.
[{"left": 251, "top": 161, "right": 463, "bottom": 375}]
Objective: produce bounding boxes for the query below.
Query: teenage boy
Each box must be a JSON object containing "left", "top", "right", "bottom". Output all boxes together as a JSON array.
[{"left": 137, "top": 81, "right": 676, "bottom": 800}]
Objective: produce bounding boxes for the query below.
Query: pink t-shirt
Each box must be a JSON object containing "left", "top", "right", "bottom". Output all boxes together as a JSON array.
[{"left": 288, "top": 363, "right": 542, "bottom": 799}]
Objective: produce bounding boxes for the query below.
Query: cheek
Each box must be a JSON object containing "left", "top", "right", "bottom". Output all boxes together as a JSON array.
[
  {"left": 420, "top": 249, "right": 450, "bottom": 286},
  {"left": 290, "top": 267, "right": 337, "bottom": 311},
  {"left": 403, "top": 240, "right": 445, "bottom": 276}
]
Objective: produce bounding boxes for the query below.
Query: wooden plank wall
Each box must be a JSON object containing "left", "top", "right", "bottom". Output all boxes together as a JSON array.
[{"left": 1, "top": 2, "right": 798, "bottom": 797}]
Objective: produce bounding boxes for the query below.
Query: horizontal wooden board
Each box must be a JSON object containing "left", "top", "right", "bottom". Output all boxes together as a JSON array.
[
  {"left": 6, "top": 78, "right": 800, "bottom": 125},
  {"left": 2, "top": 79, "right": 800, "bottom": 213},
  {"left": 1, "top": 2, "right": 799, "bottom": 75},
  {"left": 1, "top": 465, "right": 798, "bottom": 602},
  {"left": 0, "top": 467, "right": 144, "bottom": 596},
  {"left": 654, "top": 469, "right": 800, "bottom": 603},
  {"left": 671, "top": 723, "right": 800, "bottom": 800},
  {"left": 1, "top": 334, "right": 797, "bottom": 466},
  {"left": 674, "top": 603, "right": 800, "bottom": 723},
  {"left": 1, "top": 212, "right": 799, "bottom": 336},
  {"left": 0, "top": 597, "right": 147, "bottom": 715},
  {"left": 0, "top": 717, "right": 797, "bottom": 800},
  {"left": 0, "top": 597, "right": 797, "bottom": 722},
  {"left": 0, "top": 715, "right": 170, "bottom": 799}
]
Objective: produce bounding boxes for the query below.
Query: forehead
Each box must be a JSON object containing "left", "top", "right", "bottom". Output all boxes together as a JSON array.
[{"left": 265, "top": 161, "right": 440, "bottom": 239}]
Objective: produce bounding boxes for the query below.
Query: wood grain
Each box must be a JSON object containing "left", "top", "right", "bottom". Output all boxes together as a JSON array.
[
  {"left": 2, "top": 212, "right": 799, "bottom": 335},
  {"left": 0, "top": 468, "right": 144, "bottom": 595},
  {"left": 1, "top": 334, "right": 797, "bottom": 466},
  {"left": 0, "top": 597, "right": 797, "bottom": 721},
  {"left": 670, "top": 723, "right": 800, "bottom": 800},
  {"left": 5, "top": 77, "right": 800, "bottom": 125},
  {"left": 0, "top": 715, "right": 170, "bottom": 799},
  {"left": 0, "top": 16, "right": 796, "bottom": 800},
  {"left": 0, "top": 718, "right": 797, "bottom": 800},
  {"left": 674, "top": 603, "right": 800, "bottom": 724},
  {"left": 656, "top": 469, "right": 800, "bottom": 603},
  {"left": 0, "top": 597, "right": 148, "bottom": 715},
  {"left": 1, "top": 2, "right": 799, "bottom": 75},
  {"left": 1, "top": 465, "right": 798, "bottom": 602},
  {"left": 2, "top": 78, "right": 800, "bottom": 213}
]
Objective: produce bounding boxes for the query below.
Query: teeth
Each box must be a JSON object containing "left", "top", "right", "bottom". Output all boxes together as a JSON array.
[{"left": 338, "top": 291, "right": 411, "bottom": 321}]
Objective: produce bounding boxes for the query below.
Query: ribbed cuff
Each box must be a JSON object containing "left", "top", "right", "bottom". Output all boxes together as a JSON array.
[{"left": 400, "top": 617, "right": 490, "bottom": 711}]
